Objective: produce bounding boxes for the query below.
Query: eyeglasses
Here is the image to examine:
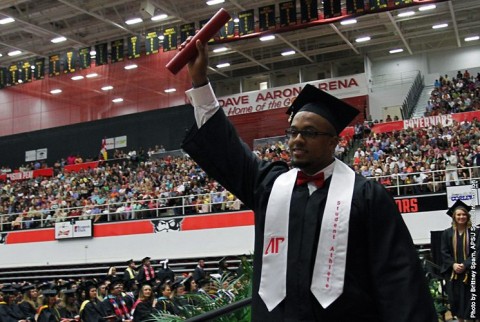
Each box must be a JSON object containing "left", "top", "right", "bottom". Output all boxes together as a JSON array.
[{"left": 285, "top": 128, "right": 334, "bottom": 139}]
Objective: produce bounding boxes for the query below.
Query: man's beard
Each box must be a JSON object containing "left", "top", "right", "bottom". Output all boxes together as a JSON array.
[{"left": 290, "top": 157, "right": 311, "bottom": 169}]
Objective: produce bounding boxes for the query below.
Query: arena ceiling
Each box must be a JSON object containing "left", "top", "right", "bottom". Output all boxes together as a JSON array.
[{"left": 0, "top": 0, "right": 478, "bottom": 102}]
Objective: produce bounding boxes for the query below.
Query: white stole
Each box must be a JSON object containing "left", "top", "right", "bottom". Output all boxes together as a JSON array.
[{"left": 258, "top": 159, "right": 355, "bottom": 311}]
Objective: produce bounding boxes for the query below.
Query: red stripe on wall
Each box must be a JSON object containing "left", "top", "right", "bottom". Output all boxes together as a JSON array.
[
  {"left": 6, "top": 229, "right": 54, "bottom": 244},
  {"left": 93, "top": 221, "right": 154, "bottom": 237},
  {"left": 181, "top": 211, "right": 254, "bottom": 230},
  {"left": 3, "top": 212, "right": 255, "bottom": 244}
]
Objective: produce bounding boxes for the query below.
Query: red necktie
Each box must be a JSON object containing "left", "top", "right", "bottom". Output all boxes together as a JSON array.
[{"left": 296, "top": 171, "right": 325, "bottom": 188}]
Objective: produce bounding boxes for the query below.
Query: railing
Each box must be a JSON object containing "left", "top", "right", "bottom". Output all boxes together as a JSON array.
[
  {"left": 401, "top": 71, "right": 424, "bottom": 119},
  {"left": 0, "top": 192, "right": 243, "bottom": 232},
  {"left": 1, "top": 165, "right": 478, "bottom": 232},
  {"left": 370, "top": 164, "right": 477, "bottom": 196},
  {"left": 370, "top": 70, "right": 420, "bottom": 88},
  {"left": 186, "top": 298, "right": 252, "bottom": 322}
]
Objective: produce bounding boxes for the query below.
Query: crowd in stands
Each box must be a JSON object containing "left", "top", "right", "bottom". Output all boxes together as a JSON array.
[
  {"left": 0, "top": 257, "right": 250, "bottom": 321},
  {"left": 426, "top": 70, "right": 480, "bottom": 116},
  {"left": 1, "top": 70, "right": 480, "bottom": 231},
  {"left": 0, "top": 146, "right": 244, "bottom": 232}
]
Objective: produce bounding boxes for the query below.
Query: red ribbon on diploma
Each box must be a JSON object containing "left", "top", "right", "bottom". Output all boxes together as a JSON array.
[{"left": 166, "top": 8, "right": 231, "bottom": 75}]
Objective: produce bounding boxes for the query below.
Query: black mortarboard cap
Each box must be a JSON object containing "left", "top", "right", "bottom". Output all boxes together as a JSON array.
[
  {"left": 107, "top": 277, "right": 124, "bottom": 290},
  {"left": 22, "top": 284, "right": 36, "bottom": 292},
  {"left": 141, "top": 256, "right": 151, "bottom": 264},
  {"left": 62, "top": 289, "right": 76, "bottom": 295},
  {"left": 1, "top": 287, "right": 16, "bottom": 294},
  {"left": 42, "top": 289, "right": 58, "bottom": 296},
  {"left": 447, "top": 199, "right": 472, "bottom": 217},
  {"left": 126, "top": 259, "right": 135, "bottom": 265},
  {"left": 171, "top": 278, "right": 184, "bottom": 291},
  {"left": 82, "top": 280, "right": 97, "bottom": 292},
  {"left": 286, "top": 84, "right": 359, "bottom": 134}
]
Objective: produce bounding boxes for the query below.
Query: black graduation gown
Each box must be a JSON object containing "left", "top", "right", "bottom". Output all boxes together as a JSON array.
[
  {"left": 154, "top": 297, "right": 178, "bottom": 315},
  {"left": 157, "top": 267, "right": 175, "bottom": 285},
  {"left": 193, "top": 266, "right": 206, "bottom": 283},
  {"left": 80, "top": 299, "right": 109, "bottom": 322},
  {"left": 37, "top": 305, "right": 62, "bottom": 322},
  {"left": 181, "top": 109, "right": 437, "bottom": 322},
  {"left": 132, "top": 300, "right": 157, "bottom": 321},
  {"left": 18, "top": 301, "right": 36, "bottom": 321},
  {"left": 0, "top": 303, "right": 27, "bottom": 322},
  {"left": 441, "top": 227, "right": 478, "bottom": 319}
]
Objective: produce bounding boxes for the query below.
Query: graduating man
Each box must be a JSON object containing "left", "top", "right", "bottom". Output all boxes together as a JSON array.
[{"left": 180, "top": 39, "right": 437, "bottom": 321}]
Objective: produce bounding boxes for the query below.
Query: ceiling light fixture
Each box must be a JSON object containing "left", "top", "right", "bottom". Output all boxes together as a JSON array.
[
  {"left": 112, "top": 98, "right": 124, "bottom": 103},
  {"left": 355, "top": 36, "right": 371, "bottom": 43},
  {"left": 397, "top": 11, "right": 414, "bottom": 18},
  {"left": 90, "top": 50, "right": 96, "bottom": 56},
  {"left": 0, "top": 17, "right": 15, "bottom": 24},
  {"left": 418, "top": 4, "right": 436, "bottom": 11},
  {"left": 216, "top": 63, "right": 230, "bottom": 68},
  {"left": 281, "top": 50, "right": 296, "bottom": 56},
  {"left": 158, "top": 35, "right": 165, "bottom": 41},
  {"left": 125, "top": 18, "right": 143, "bottom": 25},
  {"left": 50, "top": 89, "right": 62, "bottom": 94},
  {"left": 164, "top": 88, "right": 176, "bottom": 93},
  {"left": 86, "top": 73, "right": 98, "bottom": 78},
  {"left": 234, "top": 17, "right": 240, "bottom": 23},
  {"left": 432, "top": 23, "right": 448, "bottom": 29},
  {"left": 389, "top": 48, "right": 404, "bottom": 54},
  {"left": 151, "top": 14, "right": 168, "bottom": 21},
  {"left": 213, "top": 47, "right": 228, "bottom": 53},
  {"left": 101, "top": 86, "right": 113, "bottom": 91},
  {"left": 259, "top": 35, "right": 275, "bottom": 41},
  {"left": 124, "top": 64, "right": 138, "bottom": 70},
  {"left": 340, "top": 19, "right": 357, "bottom": 25},
  {"left": 51, "top": 36, "right": 67, "bottom": 43},
  {"left": 465, "top": 36, "right": 479, "bottom": 42},
  {"left": 71, "top": 75, "right": 84, "bottom": 80},
  {"left": 8, "top": 50, "right": 21, "bottom": 56},
  {"left": 206, "top": 0, "right": 225, "bottom": 5}
]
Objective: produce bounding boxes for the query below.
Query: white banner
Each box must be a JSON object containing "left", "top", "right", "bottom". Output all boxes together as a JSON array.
[
  {"left": 218, "top": 74, "right": 367, "bottom": 117},
  {"left": 115, "top": 135, "right": 127, "bottom": 148},
  {"left": 55, "top": 220, "right": 93, "bottom": 240},
  {"left": 403, "top": 114, "right": 453, "bottom": 130},
  {"left": 446, "top": 185, "right": 479, "bottom": 207}
]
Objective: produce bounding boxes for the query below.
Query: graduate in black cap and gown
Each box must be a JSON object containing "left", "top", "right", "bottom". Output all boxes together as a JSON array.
[
  {"left": 179, "top": 38, "right": 437, "bottom": 321},
  {"left": 0, "top": 287, "right": 29, "bottom": 322},
  {"left": 441, "top": 199, "right": 479, "bottom": 321},
  {"left": 37, "top": 289, "right": 62, "bottom": 322},
  {"left": 136, "top": 257, "right": 156, "bottom": 286},
  {"left": 18, "top": 284, "right": 38, "bottom": 321},
  {"left": 123, "top": 259, "right": 138, "bottom": 292},
  {"left": 79, "top": 281, "right": 111, "bottom": 322}
]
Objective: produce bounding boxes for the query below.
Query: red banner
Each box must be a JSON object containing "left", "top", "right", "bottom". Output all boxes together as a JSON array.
[
  {"left": 0, "top": 168, "right": 54, "bottom": 182},
  {"left": 64, "top": 161, "right": 100, "bottom": 172}
]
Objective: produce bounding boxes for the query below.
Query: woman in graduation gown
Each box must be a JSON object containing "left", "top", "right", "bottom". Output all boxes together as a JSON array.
[
  {"left": 79, "top": 282, "right": 111, "bottom": 322},
  {"left": 180, "top": 39, "right": 437, "bottom": 321},
  {"left": 441, "top": 200, "right": 479, "bottom": 321},
  {"left": 132, "top": 284, "right": 157, "bottom": 321},
  {"left": 0, "top": 288, "right": 29, "bottom": 322},
  {"left": 37, "top": 289, "right": 63, "bottom": 322},
  {"left": 18, "top": 284, "right": 39, "bottom": 321},
  {"left": 154, "top": 284, "right": 178, "bottom": 316}
]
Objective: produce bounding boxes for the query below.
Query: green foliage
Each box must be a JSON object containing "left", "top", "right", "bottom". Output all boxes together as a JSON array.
[
  {"left": 428, "top": 278, "right": 448, "bottom": 315},
  {"left": 149, "top": 256, "right": 253, "bottom": 322}
]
